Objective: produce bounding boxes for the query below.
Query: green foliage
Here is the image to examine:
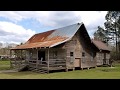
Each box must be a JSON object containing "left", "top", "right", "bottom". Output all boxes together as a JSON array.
[
  {"left": 93, "top": 26, "right": 111, "bottom": 44},
  {"left": 94, "top": 11, "right": 120, "bottom": 60}
]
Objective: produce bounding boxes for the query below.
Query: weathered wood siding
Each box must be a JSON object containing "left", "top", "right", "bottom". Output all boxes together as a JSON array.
[
  {"left": 63, "top": 39, "right": 76, "bottom": 69},
  {"left": 96, "top": 52, "right": 110, "bottom": 66},
  {"left": 45, "top": 48, "right": 66, "bottom": 61},
  {"left": 26, "top": 48, "right": 66, "bottom": 62},
  {"left": 26, "top": 49, "right": 38, "bottom": 60},
  {"left": 81, "top": 50, "right": 96, "bottom": 68},
  {"left": 106, "top": 53, "right": 110, "bottom": 64},
  {"left": 76, "top": 29, "right": 96, "bottom": 68},
  {"left": 96, "top": 52, "right": 104, "bottom": 66},
  {"left": 62, "top": 28, "right": 96, "bottom": 69}
]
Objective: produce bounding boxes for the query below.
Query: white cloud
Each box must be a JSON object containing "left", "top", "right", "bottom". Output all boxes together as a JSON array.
[
  {"left": 0, "top": 11, "right": 107, "bottom": 43},
  {"left": 0, "top": 21, "right": 35, "bottom": 44},
  {"left": 0, "top": 11, "right": 107, "bottom": 27},
  {"left": 74, "top": 11, "right": 107, "bottom": 37}
]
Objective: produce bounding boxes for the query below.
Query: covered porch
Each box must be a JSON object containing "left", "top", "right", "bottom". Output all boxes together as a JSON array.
[{"left": 10, "top": 47, "right": 67, "bottom": 73}]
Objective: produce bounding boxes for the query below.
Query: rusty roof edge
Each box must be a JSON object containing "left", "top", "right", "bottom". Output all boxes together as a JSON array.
[{"left": 49, "top": 38, "right": 72, "bottom": 48}]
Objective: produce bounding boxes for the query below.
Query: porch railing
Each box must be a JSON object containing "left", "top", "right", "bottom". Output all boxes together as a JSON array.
[
  {"left": 10, "top": 58, "right": 27, "bottom": 69},
  {"left": 28, "top": 58, "right": 66, "bottom": 68}
]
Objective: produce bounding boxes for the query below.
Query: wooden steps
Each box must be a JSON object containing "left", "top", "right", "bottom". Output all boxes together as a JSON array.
[{"left": 28, "top": 65, "right": 48, "bottom": 74}]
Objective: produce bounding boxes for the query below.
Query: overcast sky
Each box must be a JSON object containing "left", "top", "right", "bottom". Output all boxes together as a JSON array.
[{"left": 0, "top": 11, "right": 107, "bottom": 44}]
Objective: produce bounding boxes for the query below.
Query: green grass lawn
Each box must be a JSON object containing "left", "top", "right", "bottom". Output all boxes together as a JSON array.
[
  {"left": 0, "top": 60, "right": 120, "bottom": 79},
  {"left": 0, "top": 60, "right": 11, "bottom": 70}
]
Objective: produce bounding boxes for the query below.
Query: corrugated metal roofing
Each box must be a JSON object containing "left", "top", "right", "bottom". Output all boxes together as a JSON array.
[
  {"left": 26, "top": 30, "right": 55, "bottom": 44},
  {"left": 92, "top": 40, "right": 111, "bottom": 51},
  {"left": 12, "top": 38, "right": 68, "bottom": 49},
  {"left": 47, "top": 23, "right": 82, "bottom": 39},
  {"left": 11, "top": 22, "right": 83, "bottom": 50}
]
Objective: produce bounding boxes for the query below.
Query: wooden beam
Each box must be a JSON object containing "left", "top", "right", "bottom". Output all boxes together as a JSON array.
[
  {"left": 47, "top": 48, "right": 49, "bottom": 73},
  {"left": 37, "top": 48, "right": 38, "bottom": 61},
  {"left": 25, "top": 50, "right": 26, "bottom": 60},
  {"left": 21, "top": 50, "right": 22, "bottom": 59},
  {"left": 10, "top": 49, "right": 12, "bottom": 58},
  {"left": 10, "top": 50, "right": 12, "bottom": 68},
  {"left": 14, "top": 50, "right": 17, "bottom": 65},
  {"left": 36, "top": 48, "right": 38, "bottom": 68}
]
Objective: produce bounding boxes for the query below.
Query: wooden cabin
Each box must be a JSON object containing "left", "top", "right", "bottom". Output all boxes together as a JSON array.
[
  {"left": 10, "top": 22, "right": 98, "bottom": 73},
  {"left": 92, "top": 40, "right": 111, "bottom": 66}
]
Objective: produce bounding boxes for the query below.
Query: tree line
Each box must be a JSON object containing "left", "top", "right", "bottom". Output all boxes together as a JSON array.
[{"left": 94, "top": 11, "right": 120, "bottom": 60}]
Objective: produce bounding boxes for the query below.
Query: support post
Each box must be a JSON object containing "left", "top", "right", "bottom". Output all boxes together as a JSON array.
[
  {"left": 47, "top": 48, "right": 49, "bottom": 73},
  {"left": 25, "top": 50, "right": 27, "bottom": 64},
  {"left": 36, "top": 48, "right": 38, "bottom": 68},
  {"left": 65, "top": 67, "right": 68, "bottom": 72},
  {"left": 73, "top": 68, "right": 75, "bottom": 71},
  {"left": 20, "top": 50, "right": 22, "bottom": 64},
  {"left": 20, "top": 50, "right": 22, "bottom": 58},
  {"left": 10, "top": 50, "right": 12, "bottom": 68},
  {"left": 15, "top": 50, "right": 17, "bottom": 67}
]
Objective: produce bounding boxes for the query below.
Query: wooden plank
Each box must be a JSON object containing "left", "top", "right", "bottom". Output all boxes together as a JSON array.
[
  {"left": 49, "top": 64, "right": 66, "bottom": 66},
  {"left": 36, "top": 48, "right": 38, "bottom": 68},
  {"left": 49, "top": 59, "right": 65, "bottom": 61},
  {"left": 47, "top": 48, "right": 49, "bottom": 73}
]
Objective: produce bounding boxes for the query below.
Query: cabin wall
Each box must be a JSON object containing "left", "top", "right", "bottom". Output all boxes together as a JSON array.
[
  {"left": 80, "top": 49, "right": 96, "bottom": 68},
  {"left": 26, "top": 49, "right": 30, "bottom": 60},
  {"left": 73, "top": 33, "right": 82, "bottom": 68},
  {"left": 96, "top": 52, "right": 104, "bottom": 66},
  {"left": 62, "top": 36, "right": 77, "bottom": 69},
  {"left": 106, "top": 53, "right": 110, "bottom": 64},
  {"left": 26, "top": 49, "right": 38, "bottom": 60},
  {"left": 96, "top": 52, "right": 110, "bottom": 66},
  {"left": 62, "top": 31, "right": 83, "bottom": 69},
  {"left": 45, "top": 48, "right": 66, "bottom": 60},
  {"left": 62, "top": 29, "right": 97, "bottom": 69},
  {"left": 80, "top": 50, "right": 96, "bottom": 68},
  {"left": 106, "top": 53, "right": 110, "bottom": 59},
  {"left": 25, "top": 47, "right": 66, "bottom": 62},
  {"left": 78, "top": 30, "right": 96, "bottom": 68}
]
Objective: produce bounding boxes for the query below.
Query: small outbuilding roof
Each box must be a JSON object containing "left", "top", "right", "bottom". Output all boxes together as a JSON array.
[{"left": 92, "top": 39, "right": 111, "bottom": 51}]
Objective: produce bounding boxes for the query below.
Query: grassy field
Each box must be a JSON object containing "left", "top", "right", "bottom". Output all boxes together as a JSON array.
[
  {"left": 0, "top": 60, "right": 120, "bottom": 79},
  {"left": 0, "top": 60, "right": 11, "bottom": 70}
]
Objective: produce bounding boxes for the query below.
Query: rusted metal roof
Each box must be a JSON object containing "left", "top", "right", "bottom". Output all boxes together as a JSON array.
[
  {"left": 92, "top": 40, "right": 111, "bottom": 51},
  {"left": 26, "top": 30, "right": 55, "bottom": 44},
  {"left": 11, "top": 22, "right": 83, "bottom": 50},
  {"left": 12, "top": 37, "right": 68, "bottom": 49}
]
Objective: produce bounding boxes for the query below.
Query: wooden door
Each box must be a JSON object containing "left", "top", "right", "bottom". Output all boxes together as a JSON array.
[{"left": 74, "top": 58, "right": 81, "bottom": 67}]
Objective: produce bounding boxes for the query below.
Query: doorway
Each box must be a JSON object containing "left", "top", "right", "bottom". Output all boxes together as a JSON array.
[{"left": 38, "top": 51, "right": 45, "bottom": 61}]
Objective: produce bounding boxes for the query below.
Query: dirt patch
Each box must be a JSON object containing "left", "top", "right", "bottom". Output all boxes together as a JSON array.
[
  {"left": 109, "top": 67, "right": 115, "bottom": 68},
  {"left": 0, "top": 69, "right": 18, "bottom": 73}
]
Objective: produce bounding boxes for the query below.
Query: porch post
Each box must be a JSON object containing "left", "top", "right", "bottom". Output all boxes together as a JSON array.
[
  {"left": 47, "top": 48, "right": 49, "bottom": 73},
  {"left": 13, "top": 50, "right": 17, "bottom": 67},
  {"left": 24, "top": 50, "right": 27, "bottom": 64},
  {"left": 20, "top": 50, "right": 22, "bottom": 64},
  {"left": 15, "top": 50, "right": 16, "bottom": 62},
  {"left": 20, "top": 50, "right": 22, "bottom": 58},
  {"left": 25, "top": 50, "right": 26, "bottom": 60},
  {"left": 10, "top": 49, "right": 12, "bottom": 58},
  {"left": 36, "top": 48, "right": 38, "bottom": 68},
  {"left": 10, "top": 49, "right": 12, "bottom": 68}
]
